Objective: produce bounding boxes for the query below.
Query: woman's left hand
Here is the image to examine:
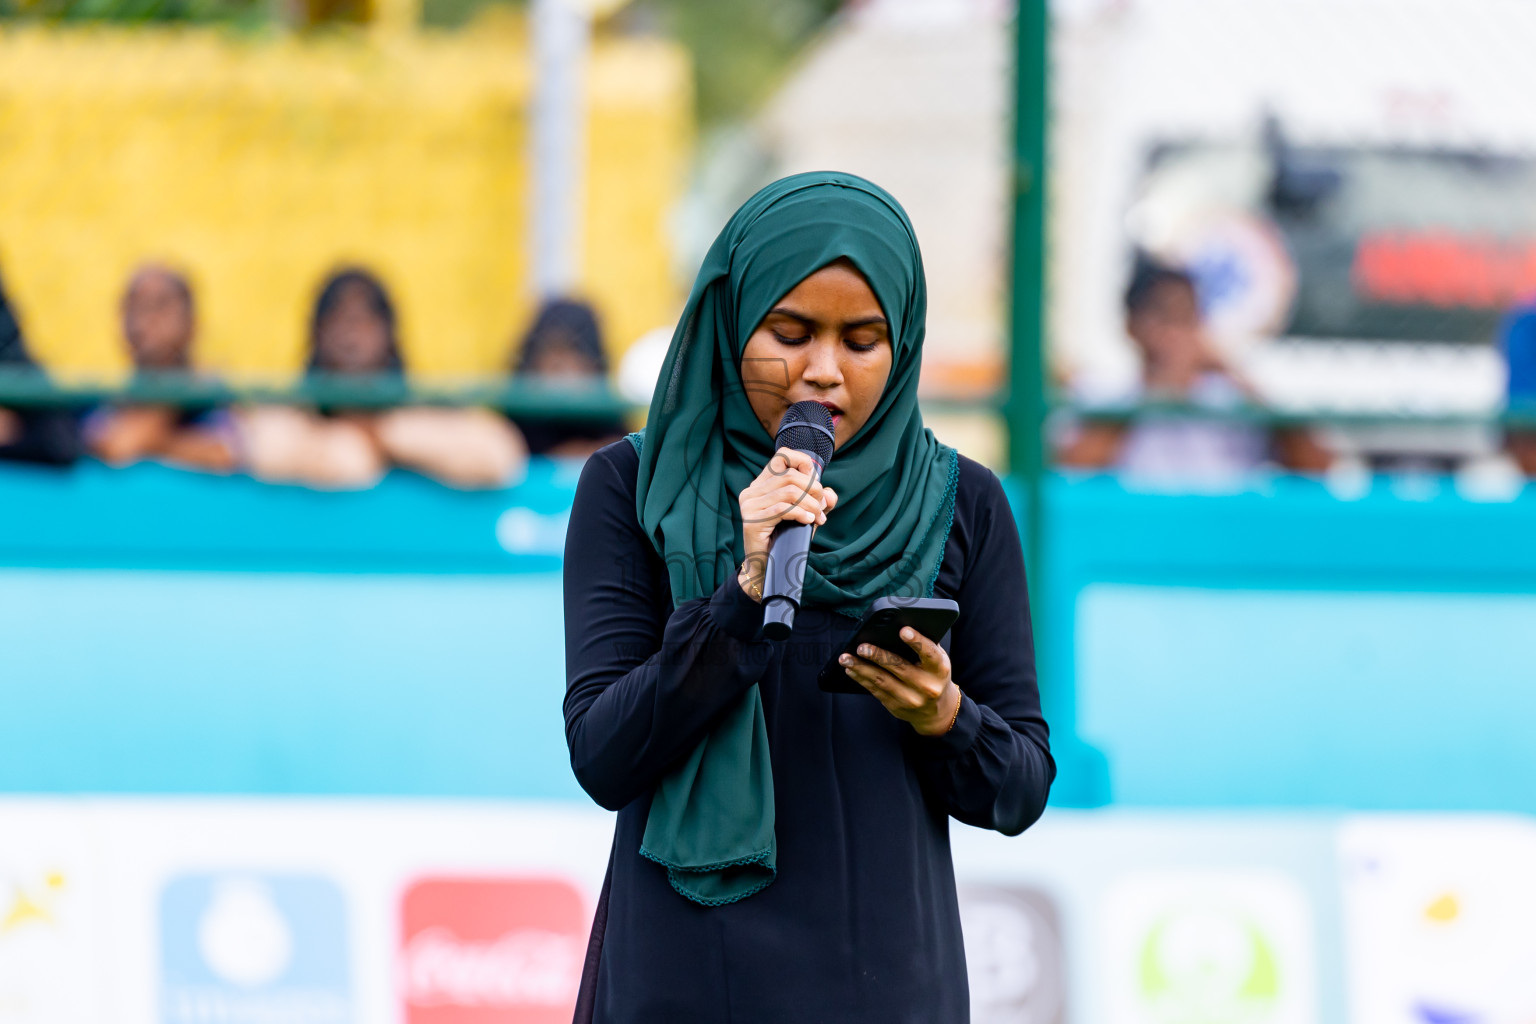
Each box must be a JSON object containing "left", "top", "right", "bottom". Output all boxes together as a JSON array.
[{"left": 839, "top": 628, "right": 960, "bottom": 736}]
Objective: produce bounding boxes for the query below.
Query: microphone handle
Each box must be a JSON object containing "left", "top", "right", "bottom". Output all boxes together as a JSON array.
[{"left": 762, "top": 518, "right": 813, "bottom": 641}]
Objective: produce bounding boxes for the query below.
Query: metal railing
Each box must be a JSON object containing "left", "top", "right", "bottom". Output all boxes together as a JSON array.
[
  {"left": 4, "top": 366, "right": 1533, "bottom": 430},
  {"left": 0, "top": 367, "right": 1014, "bottom": 419},
  {"left": 0, "top": 367, "right": 632, "bottom": 420},
  {"left": 1051, "top": 397, "right": 1536, "bottom": 432}
]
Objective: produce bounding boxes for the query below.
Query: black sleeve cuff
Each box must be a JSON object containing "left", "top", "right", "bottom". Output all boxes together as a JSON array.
[
  {"left": 913, "top": 691, "right": 982, "bottom": 758},
  {"left": 708, "top": 574, "right": 767, "bottom": 643}
]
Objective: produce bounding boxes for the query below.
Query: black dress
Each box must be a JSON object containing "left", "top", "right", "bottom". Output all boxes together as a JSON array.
[
  {"left": 562, "top": 439, "right": 1054, "bottom": 1024},
  {"left": 0, "top": 284, "right": 79, "bottom": 467}
]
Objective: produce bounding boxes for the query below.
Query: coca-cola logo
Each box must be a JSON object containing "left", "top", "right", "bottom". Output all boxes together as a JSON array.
[
  {"left": 399, "top": 878, "right": 588, "bottom": 1024},
  {"left": 402, "top": 926, "right": 583, "bottom": 1007}
]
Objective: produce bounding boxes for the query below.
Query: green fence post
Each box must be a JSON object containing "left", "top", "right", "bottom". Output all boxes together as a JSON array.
[
  {"left": 1012, "top": 0, "right": 1106, "bottom": 806},
  {"left": 1008, "top": 0, "right": 1048, "bottom": 598}
]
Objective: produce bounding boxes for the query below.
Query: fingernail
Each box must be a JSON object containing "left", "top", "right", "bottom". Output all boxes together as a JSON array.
[
  {"left": 839, "top": 654, "right": 851, "bottom": 665},
  {"left": 901, "top": 628, "right": 914, "bottom": 640}
]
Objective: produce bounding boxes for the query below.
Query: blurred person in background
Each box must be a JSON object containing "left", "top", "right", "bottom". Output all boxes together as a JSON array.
[
  {"left": 86, "top": 264, "right": 238, "bottom": 472},
  {"left": 1056, "top": 257, "right": 1330, "bottom": 480},
  {"left": 508, "top": 298, "right": 627, "bottom": 458},
  {"left": 1501, "top": 302, "right": 1536, "bottom": 476},
  {"left": 0, "top": 270, "right": 80, "bottom": 466},
  {"left": 239, "top": 267, "right": 525, "bottom": 490}
]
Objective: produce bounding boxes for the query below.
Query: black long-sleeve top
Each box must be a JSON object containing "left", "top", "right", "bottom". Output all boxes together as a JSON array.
[
  {"left": 0, "top": 286, "right": 80, "bottom": 467},
  {"left": 562, "top": 439, "right": 1054, "bottom": 1024}
]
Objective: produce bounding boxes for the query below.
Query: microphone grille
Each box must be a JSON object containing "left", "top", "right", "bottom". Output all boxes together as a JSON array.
[{"left": 775, "top": 400, "right": 835, "bottom": 466}]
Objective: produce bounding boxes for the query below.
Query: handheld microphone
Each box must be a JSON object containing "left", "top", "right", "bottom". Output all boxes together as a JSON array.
[{"left": 762, "top": 401, "right": 835, "bottom": 640}]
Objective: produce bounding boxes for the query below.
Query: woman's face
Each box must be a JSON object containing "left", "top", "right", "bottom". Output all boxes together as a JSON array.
[
  {"left": 740, "top": 261, "right": 893, "bottom": 450},
  {"left": 315, "top": 284, "right": 392, "bottom": 373},
  {"left": 123, "top": 269, "right": 194, "bottom": 370}
]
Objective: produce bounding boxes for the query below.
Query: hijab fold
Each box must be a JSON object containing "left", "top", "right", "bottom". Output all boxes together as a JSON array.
[{"left": 629, "top": 171, "right": 958, "bottom": 905}]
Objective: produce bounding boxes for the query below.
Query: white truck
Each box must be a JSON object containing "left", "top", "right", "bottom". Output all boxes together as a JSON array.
[{"left": 1052, "top": 0, "right": 1536, "bottom": 464}]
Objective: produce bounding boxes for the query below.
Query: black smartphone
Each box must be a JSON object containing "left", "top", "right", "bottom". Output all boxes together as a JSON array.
[{"left": 817, "top": 597, "right": 960, "bottom": 694}]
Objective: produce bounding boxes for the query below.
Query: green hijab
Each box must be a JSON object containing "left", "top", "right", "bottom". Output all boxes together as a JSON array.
[{"left": 629, "top": 171, "right": 958, "bottom": 905}]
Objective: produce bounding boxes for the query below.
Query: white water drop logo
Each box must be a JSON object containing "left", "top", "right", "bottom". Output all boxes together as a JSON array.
[{"left": 197, "top": 878, "right": 293, "bottom": 988}]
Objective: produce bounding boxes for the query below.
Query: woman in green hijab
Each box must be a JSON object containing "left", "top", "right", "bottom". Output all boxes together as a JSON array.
[{"left": 563, "top": 171, "right": 1053, "bottom": 1023}]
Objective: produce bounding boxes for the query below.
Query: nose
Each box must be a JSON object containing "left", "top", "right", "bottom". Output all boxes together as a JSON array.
[{"left": 802, "top": 338, "right": 844, "bottom": 389}]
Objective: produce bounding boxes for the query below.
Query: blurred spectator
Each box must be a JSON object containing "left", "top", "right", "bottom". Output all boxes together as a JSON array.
[
  {"left": 240, "top": 267, "right": 526, "bottom": 490},
  {"left": 1501, "top": 303, "right": 1536, "bottom": 475},
  {"left": 305, "top": 267, "right": 404, "bottom": 377},
  {"left": 508, "top": 298, "right": 627, "bottom": 458},
  {"left": 86, "top": 264, "right": 238, "bottom": 473},
  {"left": 0, "top": 269, "right": 80, "bottom": 466},
  {"left": 1056, "top": 258, "right": 1330, "bottom": 480}
]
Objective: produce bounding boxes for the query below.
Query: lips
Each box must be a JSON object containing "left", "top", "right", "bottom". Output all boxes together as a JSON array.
[{"left": 810, "top": 400, "right": 843, "bottom": 425}]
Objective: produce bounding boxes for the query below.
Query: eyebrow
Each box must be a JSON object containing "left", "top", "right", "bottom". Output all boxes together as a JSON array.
[{"left": 767, "top": 307, "right": 889, "bottom": 331}]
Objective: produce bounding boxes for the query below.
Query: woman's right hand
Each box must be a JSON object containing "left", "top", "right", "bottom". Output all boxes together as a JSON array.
[{"left": 737, "top": 447, "right": 838, "bottom": 581}]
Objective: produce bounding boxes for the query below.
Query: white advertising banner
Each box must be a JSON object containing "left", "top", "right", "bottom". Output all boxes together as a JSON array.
[
  {"left": 1340, "top": 817, "right": 1536, "bottom": 1024},
  {"left": 1, "top": 800, "right": 611, "bottom": 1024},
  {"left": 3, "top": 800, "right": 1535, "bottom": 1023},
  {"left": 0, "top": 803, "right": 101, "bottom": 1022}
]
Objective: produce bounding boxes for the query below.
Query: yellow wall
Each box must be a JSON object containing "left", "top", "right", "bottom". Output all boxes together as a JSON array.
[{"left": 0, "top": 24, "right": 691, "bottom": 381}]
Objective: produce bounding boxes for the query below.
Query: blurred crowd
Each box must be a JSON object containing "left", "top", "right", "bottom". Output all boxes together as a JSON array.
[
  {"left": 3, "top": 252, "right": 1535, "bottom": 492},
  {"left": 0, "top": 264, "right": 629, "bottom": 490},
  {"left": 1053, "top": 255, "right": 1536, "bottom": 484}
]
